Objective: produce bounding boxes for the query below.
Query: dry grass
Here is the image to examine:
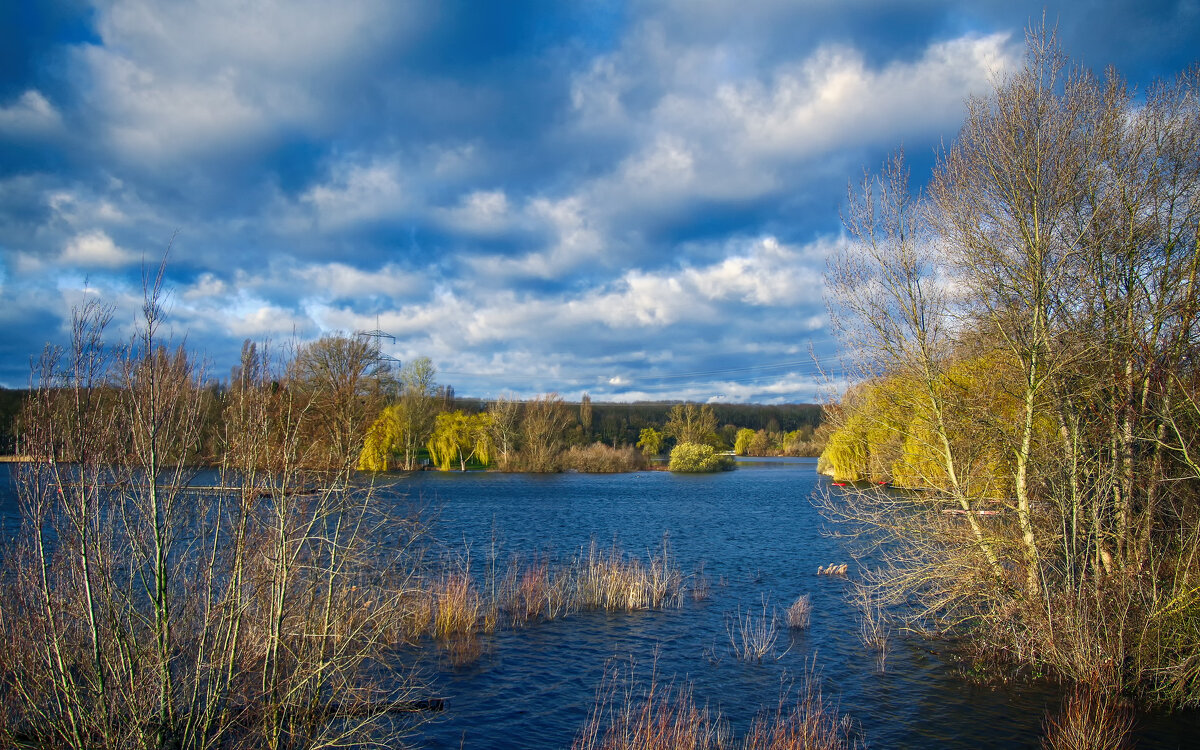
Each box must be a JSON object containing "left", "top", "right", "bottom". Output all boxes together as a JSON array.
[
  {"left": 573, "top": 662, "right": 730, "bottom": 750},
  {"left": 573, "top": 660, "right": 862, "bottom": 750},
  {"left": 691, "top": 563, "right": 712, "bottom": 602},
  {"left": 786, "top": 595, "right": 812, "bottom": 630},
  {"left": 431, "top": 572, "right": 487, "bottom": 639},
  {"left": 727, "top": 596, "right": 782, "bottom": 662},
  {"left": 562, "top": 443, "right": 649, "bottom": 473},
  {"left": 498, "top": 555, "right": 573, "bottom": 625},
  {"left": 742, "top": 665, "right": 862, "bottom": 750},
  {"left": 576, "top": 540, "right": 683, "bottom": 612},
  {"left": 426, "top": 537, "right": 684, "bottom": 642},
  {"left": 1041, "top": 688, "right": 1134, "bottom": 750}
]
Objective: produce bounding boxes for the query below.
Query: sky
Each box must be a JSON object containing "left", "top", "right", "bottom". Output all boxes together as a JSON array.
[{"left": 1, "top": 1, "right": 1197, "bottom": 402}]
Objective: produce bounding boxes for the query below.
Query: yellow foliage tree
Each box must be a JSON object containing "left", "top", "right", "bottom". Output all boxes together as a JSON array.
[
  {"left": 427, "top": 411, "right": 494, "bottom": 471},
  {"left": 357, "top": 404, "right": 402, "bottom": 471}
]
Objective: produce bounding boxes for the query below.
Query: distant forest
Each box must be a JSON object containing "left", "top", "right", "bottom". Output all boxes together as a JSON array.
[
  {"left": 0, "top": 388, "right": 21, "bottom": 454},
  {"left": 0, "top": 387, "right": 820, "bottom": 457},
  {"left": 455, "top": 398, "right": 822, "bottom": 449}
]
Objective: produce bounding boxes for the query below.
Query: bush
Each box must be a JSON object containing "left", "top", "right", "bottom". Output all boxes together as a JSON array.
[
  {"left": 562, "top": 442, "right": 648, "bottom": 472},
  {"left": 668, "top": 442, "right": 735, "bottom": 473}
]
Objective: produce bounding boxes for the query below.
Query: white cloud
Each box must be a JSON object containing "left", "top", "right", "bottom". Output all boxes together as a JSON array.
[
  {"left": 68, "top": 0, "right": 425, "bottom": 161},
  {"left": 436, "top": 189, "right": 514, "bottom": 236},
  {"left": 295, "top": 261, "right": 422, "bottom": 299},
  {"left": 565, "top": 29, "right": 1016, "bottom": 220},
  {"left": 61, "top": 230, "right": 138, "bottom": 268},
  {"left": 0, "top": 90, "right": 63, "bottom": 137},
  {"left": 301, "top": 157, "right": 408, "bottom": 229}
]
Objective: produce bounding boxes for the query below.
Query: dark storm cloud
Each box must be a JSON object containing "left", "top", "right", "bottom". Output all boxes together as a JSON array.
[{"left": 0, "top": 1, "right": 1196, "bottom": 400}]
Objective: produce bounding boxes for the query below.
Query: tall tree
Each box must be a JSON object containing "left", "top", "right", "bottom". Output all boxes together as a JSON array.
[
  {"left": 823, "top": 27, "right": 1200, "bottom": 701},
  {"left": 663, "top": 403, "right": 718, "bottom": 447},
  {"left": 580, "top": 393, "right": 593, "bottom": 436},
  {"left": 520, "top": 393, "right": 571, "bottom": 472},
  {"left": 395, "top": 357, "right": 437, "bottom": 470}
]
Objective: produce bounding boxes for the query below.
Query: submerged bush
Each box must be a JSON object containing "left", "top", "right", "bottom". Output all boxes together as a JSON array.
[{"left": 668, "top": 442, "right": 735, "bottom": 473}]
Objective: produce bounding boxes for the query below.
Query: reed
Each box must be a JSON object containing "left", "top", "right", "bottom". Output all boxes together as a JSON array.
[
  {"left": 741, "top": 664, "right": 862, "bottom": 750},
  {"left": 786, "top": 594, "right": 812, "bottom": 629},
  {"left": 572, "top": 659, "right": 862, "bottom": 750},
  {"left": 498, "top": 555, "right": 572, "bottom": 625},
  {"left": 1040, "top": 688, "right": 1134, "bottom": 750},
  {"left": 572, "top": 662, "right": 730, "bottom": 750},
  {"left": 576, "top": 540, "right": 683, "bottom": 612},
  {"left": 562, "top": 443, "right": 649, "bottom": 473},
  {"left": 431, "top": 572, "right": 484, "bottom": 639},
  {"left": 727, "top": 596, "right": 781, "bottom": 662}
]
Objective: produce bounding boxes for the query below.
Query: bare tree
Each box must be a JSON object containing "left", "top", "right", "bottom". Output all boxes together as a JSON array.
[{"left": 519, "top": 393, "right": 572, "bottom": 472}]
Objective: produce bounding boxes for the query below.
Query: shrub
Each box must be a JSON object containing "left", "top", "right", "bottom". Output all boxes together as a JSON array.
[
  {"left": 668, "top": 442, "right": 735, "bottom": 473},
  {"left": 563, "top": 442, "right": 648, "bottom": 472},
  {"left": 787, "top": 594, "right": 812, "bottom": 629}
]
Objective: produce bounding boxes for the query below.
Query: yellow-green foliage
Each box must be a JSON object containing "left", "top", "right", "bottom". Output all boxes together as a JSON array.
[
  {"left": 668, "top": 442, "right": 735, "bottom": 473},
  {"left": 636, "top": 427, "right": 664, "bottom": 456},
  {"left": 357, "top": 404, "right": 402, "bottom": 471},
  {"left": 819, "top": 353, "right": 1034, "bottom": 491},
  {"left": 734, "top": 428, "right": 756, "bottom": 455},
  {"left": 427, "top": 410, "right": 494, "bottom": 471}
]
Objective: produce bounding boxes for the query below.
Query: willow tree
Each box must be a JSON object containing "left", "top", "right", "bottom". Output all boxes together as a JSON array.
[
  {"left": 636, "top": 427, "right": 664, "bottom": 457},
  {"left": 427, "top": 411, "right": 493, "bottom": 471}
]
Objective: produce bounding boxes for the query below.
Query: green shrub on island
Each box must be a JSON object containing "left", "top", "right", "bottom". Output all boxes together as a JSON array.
[{"left": 668, "top": 442, "right": 735, "bottom": 473}]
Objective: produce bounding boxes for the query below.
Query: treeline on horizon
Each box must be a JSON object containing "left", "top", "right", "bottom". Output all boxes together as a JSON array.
[{"left": 0, "top": 366, "right": 824, "bottom": 469}]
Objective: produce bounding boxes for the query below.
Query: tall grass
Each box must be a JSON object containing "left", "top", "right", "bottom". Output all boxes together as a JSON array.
[
  {"left": 727, "top": 596, "right": 782, "bottom": 662},
  {"left": 562, "top": 443, "right": 649, "bottom": 473},
  {"left": 573, "top": 664, "right": 729, "bottom": 750},
  {"left": 1040, "top": 688, "right": 1134, "bottom": 750},
  {"left": 786, "top": 595, "right": 812, "bottom": 630},
  {"left": 742, "top": 664, "right": 862, "bottom": 750},
  {"left": 425, "top": 537, "right": 684, "bottom": 644},
  {"left": 572, "top": 660, "right": 862, "bottom": 750}
]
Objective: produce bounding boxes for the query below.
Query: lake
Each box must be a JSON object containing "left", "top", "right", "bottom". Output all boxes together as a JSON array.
[{"left": 2, "top": 459, "right": 1197, "bottom": 748}]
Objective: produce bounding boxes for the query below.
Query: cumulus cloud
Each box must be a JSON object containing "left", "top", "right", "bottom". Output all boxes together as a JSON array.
[
  {"left": 0, "top": 0, "right": 1192, "bottom": 398},
  {"left": 300, "top": 157, "right": 410, "bottom": 230},
  {"left": 61, "top": 230, "right": 138, "bottom": 268}
]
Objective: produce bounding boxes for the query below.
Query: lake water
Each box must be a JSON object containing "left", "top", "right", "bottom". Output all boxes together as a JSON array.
[{"left": 2, "top": 459, "right": 1197, "bottom": 748}]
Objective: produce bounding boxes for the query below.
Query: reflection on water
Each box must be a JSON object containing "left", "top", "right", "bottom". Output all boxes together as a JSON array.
[{"left": 2, "top": 460, "right": 1198, "bottom": 748}]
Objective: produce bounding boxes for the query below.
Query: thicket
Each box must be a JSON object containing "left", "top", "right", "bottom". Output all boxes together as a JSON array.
[
  {"left": 0, "top": 277, "right": 434, "bottom": 749},
  {"left": 822, "top": 29, "right": 1200, "bottom": 707}
]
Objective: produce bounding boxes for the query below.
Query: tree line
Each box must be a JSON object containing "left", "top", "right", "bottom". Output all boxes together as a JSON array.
[
  {"left": 358, "top": 384, "right": 824, "bottom": 473},
  {"left": 821, "top": 28, "right": 1200, "bottom": 712}
]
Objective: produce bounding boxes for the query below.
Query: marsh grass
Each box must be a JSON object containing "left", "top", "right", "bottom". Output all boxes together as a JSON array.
[
  {"left": 785, "top": 595, "right": 812, "bottom": 630},
  {"left": 562, "top": 443, "right": 648, "bottom": 473},
  {"left": 742, "top": 664, "right": 863, "bottom": 750},
  {"left": 572, "top": 661, "right": 730, "bottom": 750},
  {"left": 431, "top": 572, "right": 487, "bottom": 639},
  {"left": 727, "top": 596, "right": 783, "bottom": 662},
  {"left": 427, "top": 537, "right": 684, "bottom": 644},
  {"left": 691, "top": 563, "right": 712, "bottom": 602},
  {"left": 572, "top": 660, "right": 862, "bottom": 750},
  {"left": 1040, "top": 688, "right": 1134, "bottom": 750}
]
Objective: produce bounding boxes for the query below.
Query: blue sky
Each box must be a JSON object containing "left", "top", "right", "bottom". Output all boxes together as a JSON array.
[{"left": 1, "top": 1, "right": 1197, "bottom": 401}]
